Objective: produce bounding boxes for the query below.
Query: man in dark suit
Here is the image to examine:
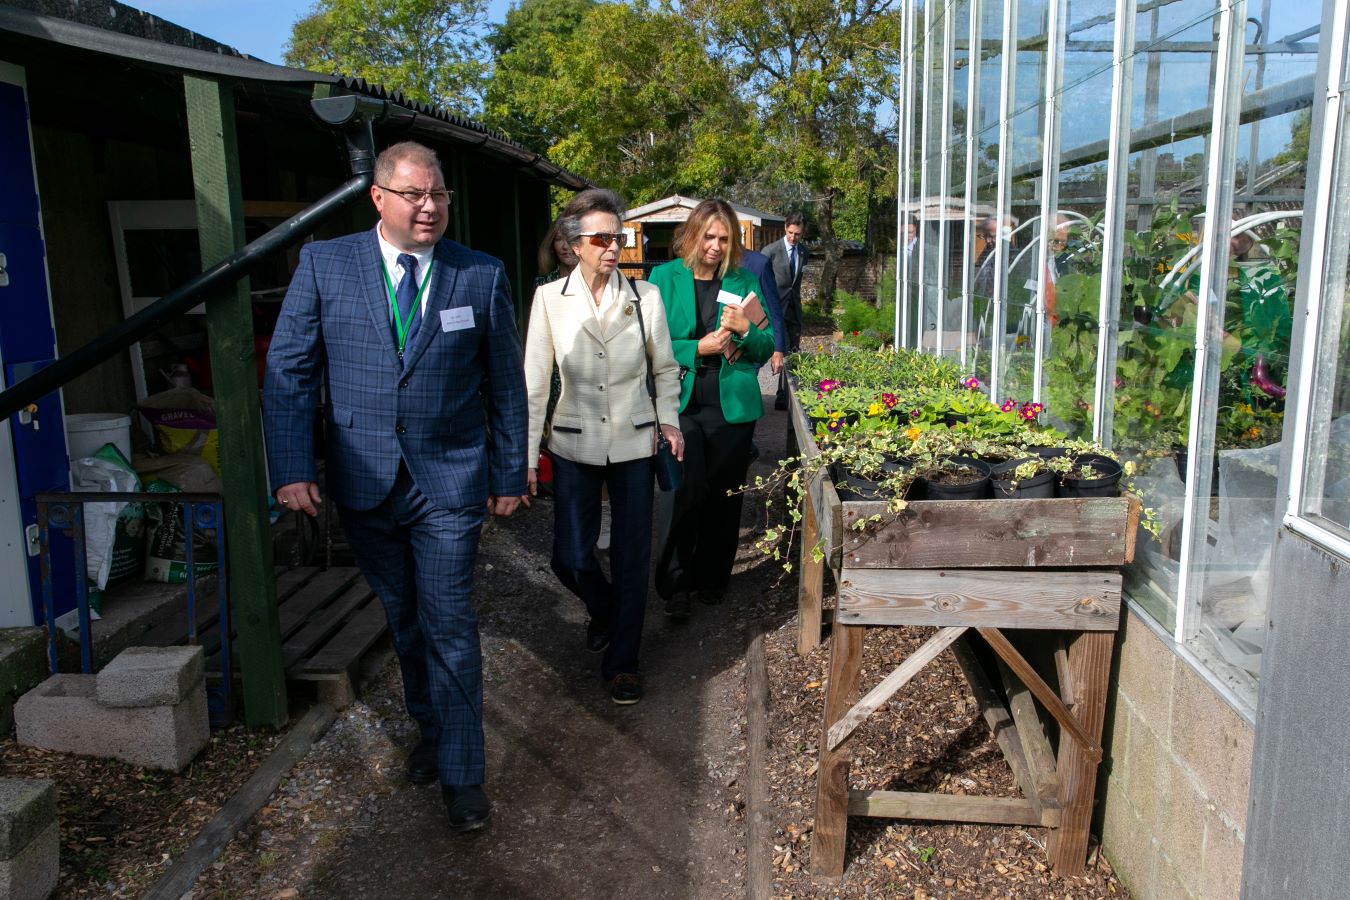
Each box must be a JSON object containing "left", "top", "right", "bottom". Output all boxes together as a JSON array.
[
  {"left": 764, "top": 211, "right": 808, "bottom": 409},
  {"left": 740, "top": 248, "right": 788, "bottom": 376},
  {"left": 264, "top": 141, "right": 527, "bottom": 833}
]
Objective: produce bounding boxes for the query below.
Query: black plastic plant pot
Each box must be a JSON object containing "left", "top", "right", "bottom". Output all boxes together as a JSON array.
[
  {"left": 829, "top": 462, "right": 884, "bottom": 502},
  {"left": 990, "top": 457, "right": 1057, "bottom": 499},
  {"left": 1058, "top": 453, "right": 1123, "bottom": 498},
  {"left": 918, "top": 455, "right": 992, "bottom": 501},
  {"left": 942, "top": 412, "right": 970, "bottom": 428},
  {"left": 1172, "top": 444, "right": 1220, "bottom": 493}
]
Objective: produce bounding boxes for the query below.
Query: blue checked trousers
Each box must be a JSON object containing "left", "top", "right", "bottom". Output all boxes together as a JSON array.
[{"left": 340, "top": 464, "right": 488, "bottom": 786}]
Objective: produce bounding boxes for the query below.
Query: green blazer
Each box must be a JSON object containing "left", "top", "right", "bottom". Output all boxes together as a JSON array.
[{"left": 648, "top": 258, "right": 776, "bottom": 424}]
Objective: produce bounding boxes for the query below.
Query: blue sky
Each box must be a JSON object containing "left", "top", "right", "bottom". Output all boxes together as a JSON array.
[{"left": 129, "top": 0, "right": 517, "bottom": 64}]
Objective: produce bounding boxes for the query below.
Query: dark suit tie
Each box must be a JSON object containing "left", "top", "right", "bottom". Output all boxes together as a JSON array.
[
  {"left": 395, "top": 253, "right": 420, "bottom": 351},
  {"left": 789, "top": 244, "right": 799, "bottom": 281}
]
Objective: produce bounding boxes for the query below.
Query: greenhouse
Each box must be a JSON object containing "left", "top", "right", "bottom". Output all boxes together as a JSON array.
[{"left": 892, "top": 0, "right": 1349, "bottom": 894}]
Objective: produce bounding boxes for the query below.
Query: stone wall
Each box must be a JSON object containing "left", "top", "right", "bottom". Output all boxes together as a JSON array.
[{"left": 1099, "top": 609, "right": 1251, "bottom": 899}]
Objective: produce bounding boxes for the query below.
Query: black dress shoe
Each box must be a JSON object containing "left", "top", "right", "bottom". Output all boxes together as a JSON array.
[
  {"left": 664, "top": 591, "right": 691, "bottom": 621},
  {"left": 586, "top": 618, "right": 611, "bottom": 654},
  {"left": 442, "top": 784, "right": 491, "bottom": 833},
  {"left": 406, "top": 738, "right": 438, "bottom": 785}
]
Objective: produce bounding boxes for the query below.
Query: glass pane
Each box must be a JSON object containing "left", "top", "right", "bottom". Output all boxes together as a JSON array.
[
  {"left": 996, "top": 105, "right": 1047, "bottom": 399},
  {"left": 976, "top": 0, "right": 1006, "bottom": 134},
  {"left": 1135, "top": 0, "right": 1220, "bottom": 54},
  {"left": 1012, "top": 0, "right": 1051, "bottom": 116},
  {"left": 1117, "top": 14, "right": 1221, "bottom": 634},
  {"left": 1181, "top": 0, "right": 1322, "bottom": 710},
  {"left": 1303, "top": 98, "right": 1350, "bottom": 531},
  {"left": 970, "top": 123, "right": 1003, "bottom": 386},
  {"left": 951, "top": 0, "right": 972, "bottom": 152},
  {"left": 1041, "top": 64, "right": 1115, "bottom": 440}
]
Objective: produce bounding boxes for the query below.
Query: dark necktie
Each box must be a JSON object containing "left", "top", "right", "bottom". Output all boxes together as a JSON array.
[
  {"left": 395, "top": 253, "right": 420, "bottom": 351},
  {"left": 790, "top": 244, "right": 799, "bottom": 279}
]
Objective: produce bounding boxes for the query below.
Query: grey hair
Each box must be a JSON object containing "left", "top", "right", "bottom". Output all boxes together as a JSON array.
[
  {"left": 556, "top": 188, "right": 628, "bottom": 248},
  {"left": 374, "top": 141, "right": 442, "bottom": 185}
]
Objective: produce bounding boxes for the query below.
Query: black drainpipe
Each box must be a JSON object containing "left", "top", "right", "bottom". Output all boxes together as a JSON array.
[{"left": 0, "top": 94, "right": 391, "bottom": 420}]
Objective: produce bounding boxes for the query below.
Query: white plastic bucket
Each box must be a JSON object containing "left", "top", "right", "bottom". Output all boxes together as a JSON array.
[{"left": 66, "top": 413, "right": 132, "bottom": 463}]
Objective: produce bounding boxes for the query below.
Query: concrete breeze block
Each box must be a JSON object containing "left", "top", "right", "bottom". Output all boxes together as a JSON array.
[
  {"left": 0, "top": 820, "right": 58, "bottom": 900},
  {"left": 16, "top": 674, "right": 209, "bottom": 772},
  {"left": 96, "top": 645, "right": 205, "bottom": 708},
  {"left": 0, "top": 779, "right": 55, "bottom": 861}
]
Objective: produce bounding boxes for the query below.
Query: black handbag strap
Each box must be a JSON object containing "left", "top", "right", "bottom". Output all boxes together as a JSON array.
[{"left": 627, "top": 276, "right": 663, "bottom": 430}]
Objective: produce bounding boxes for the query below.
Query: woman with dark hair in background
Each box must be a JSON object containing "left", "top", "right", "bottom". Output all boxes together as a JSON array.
[
  {"left": 648, "top": 199, "right": 775, "bottom": 620},
  {"left": 523, "top": 188, "right": 683, "bottom": 704}
]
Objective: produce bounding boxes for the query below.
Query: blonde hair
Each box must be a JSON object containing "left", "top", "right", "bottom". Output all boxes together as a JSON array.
[{"left": 674, "top": 199, "right": 743, "bottom": 278}]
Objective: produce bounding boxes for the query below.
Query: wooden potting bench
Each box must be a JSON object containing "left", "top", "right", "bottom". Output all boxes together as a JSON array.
[{"left": 786, "top": 395, "right": 1139, "bottom": 876}]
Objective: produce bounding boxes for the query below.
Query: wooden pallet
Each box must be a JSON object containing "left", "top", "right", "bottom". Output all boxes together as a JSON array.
[{"left": 145, "top": 566, "right": 388, "bottom": 709}]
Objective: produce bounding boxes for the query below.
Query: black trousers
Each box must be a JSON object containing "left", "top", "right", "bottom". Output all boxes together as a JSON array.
[
  {"left": 656, "top": 369, "right": 755, "bottom": 599},
  {"left": 550, "top": 453, "right": 654, "bottom": 680}
]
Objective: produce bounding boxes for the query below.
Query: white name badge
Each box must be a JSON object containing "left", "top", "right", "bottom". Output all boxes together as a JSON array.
[
  {"left": 440, "top": 306, "right": 475, "bottom": 332},
  {"left": 716, "top": 289, "right": 746, "bottom": 308}
]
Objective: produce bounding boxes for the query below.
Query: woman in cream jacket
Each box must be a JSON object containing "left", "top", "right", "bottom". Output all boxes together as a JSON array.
[{"left": 523, "top": 188, "right": 682, "bottom": 705}]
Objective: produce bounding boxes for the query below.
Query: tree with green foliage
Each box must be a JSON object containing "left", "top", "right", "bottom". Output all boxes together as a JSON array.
[
  {"left": 678, "top": 0, "right": 903, "bottom": 302},
  {"left": 482, "top": 0, "right": 759, "bottom": 206},
  {"left": 285, "top": 0, "right": 489, "bottom": 115}
]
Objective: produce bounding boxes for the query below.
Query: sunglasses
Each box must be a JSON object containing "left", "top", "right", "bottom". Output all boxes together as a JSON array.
[{"left": 578, "top": 231, "right": 628, "bottom": 248}]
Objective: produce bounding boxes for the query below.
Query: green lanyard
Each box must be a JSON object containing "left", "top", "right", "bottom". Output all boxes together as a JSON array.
[{"left": 381, "top": 258, "right": 435, "bottom": 356}]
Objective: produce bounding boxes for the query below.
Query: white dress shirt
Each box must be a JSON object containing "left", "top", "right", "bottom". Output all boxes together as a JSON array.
[{"left": 377, "top": 225, "right": 436, "bottom": 318}]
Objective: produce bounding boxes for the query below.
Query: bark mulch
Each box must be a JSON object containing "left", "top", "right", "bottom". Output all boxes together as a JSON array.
[
  {"left": 757, "top": 612, "right": 1127, "bottom": 898},
  {"left": 0, "top": 724, "right": 282, "bottom": 898}
]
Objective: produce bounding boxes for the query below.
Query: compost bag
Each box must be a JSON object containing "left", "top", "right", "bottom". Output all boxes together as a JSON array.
[
  {"left": 143, "top": 478, "right": 219, "bottom": 583},
  {"left": 70, "top": 442, "right": 144, "bottom": 589}
]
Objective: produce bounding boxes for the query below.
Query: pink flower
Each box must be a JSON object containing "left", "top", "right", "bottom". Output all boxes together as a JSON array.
[
  {"left": 963, "top": 376, "right": 981, "bottom": 391},
  {"left": 826, "top": 418, "right": 844, "bottom": 432},
  {"left": 1019, "top": 401, "right": 1044, "bottom": 421},
  {"left": 881, "top": 392, "right": 899, "bottom": 409},
  {"left": 909, "top": 408, "right": 920, "bottom": 420},
  {"left": 818, "top": 379, "right": 842, "bottom": 393},
  {"left": 1000, "top": 398, "right": 1017, "bottom": 413}
]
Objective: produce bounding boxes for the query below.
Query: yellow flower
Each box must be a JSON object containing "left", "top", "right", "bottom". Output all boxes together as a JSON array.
[
  {"left": 867, "top": 402, "right": 885, "bottom": 417},
  {"left": 1156, "top": 262, "right": 1166, "bottom": 274},
  {"left": 905, "top": 426, "right": 921, "bottom": 442},
  {"left": 1245, "top": 427, "right": 1261, "bottom": 440},
  {"left": 1237, "top": 402, "right": 1253, "bottom": 414}
]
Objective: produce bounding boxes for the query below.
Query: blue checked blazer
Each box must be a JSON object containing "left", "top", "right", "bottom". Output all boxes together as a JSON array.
[{"left": 264, "top": 227, "right": 528, "bottom": 511}]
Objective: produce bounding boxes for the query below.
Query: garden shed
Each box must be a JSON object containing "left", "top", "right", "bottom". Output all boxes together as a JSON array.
[
  {"left": 621, "top": 194, "right": 785, "bottom": 269},
  {"left": 0, "top": 0, "right": 584, "bottom": 725},
  {"left": 882, "top": 0, "right": 1350, "bottom": 896}
]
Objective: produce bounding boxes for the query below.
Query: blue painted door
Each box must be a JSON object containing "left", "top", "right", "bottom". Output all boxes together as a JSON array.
[{"left": 0, "top": 75, "right": 73, "bottom": 624}]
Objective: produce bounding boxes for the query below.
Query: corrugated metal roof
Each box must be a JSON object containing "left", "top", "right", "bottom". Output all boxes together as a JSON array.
[{"left": 0, "top": 3, "right": 587, "bottom": 189}]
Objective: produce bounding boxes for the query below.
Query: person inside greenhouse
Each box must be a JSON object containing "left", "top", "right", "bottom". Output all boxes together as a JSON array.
[{"left": 649, "top": 198, "right": 775, "bottom": 620}]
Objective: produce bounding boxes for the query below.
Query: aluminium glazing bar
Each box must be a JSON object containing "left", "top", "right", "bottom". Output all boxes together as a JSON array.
[
  {"left": 895, "top": 0, "right": 914, "bottom": 347},
  {"left": 1284, "top": 0, "right": 1350, "bottom": 549},
  {"left": 1176, "top": 0, "right": 1247, "bottom": 645},
  {"left": 1031, "top": 0, "right": 1067, "bottom": 405},
  {"left": 918, "top": 5, "right": 935, "bottom": 352},
  {"left": 1093, "top": 0, "right": 1140, "bottom": 444},
  {"left": 961, "top": 0, "right": 983, "bottom": 371},
  {"left": 901, "top": 0, "right": 920, "bottom": 348},
  {"left": 938, "top": 0, "right": 956, "bottom": 358},
  {"left": 989, "top": 0, "right": 1020, "bottom": 400}
]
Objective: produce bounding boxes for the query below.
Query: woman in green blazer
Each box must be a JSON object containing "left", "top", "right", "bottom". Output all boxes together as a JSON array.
[{"left": 648, "top": 199, "right": 775, "bottom": 620}]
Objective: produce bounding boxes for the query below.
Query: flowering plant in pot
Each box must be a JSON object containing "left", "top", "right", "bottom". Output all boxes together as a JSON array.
[{"left": 990, "top": 457, "right": 1057, "bottom": 498}]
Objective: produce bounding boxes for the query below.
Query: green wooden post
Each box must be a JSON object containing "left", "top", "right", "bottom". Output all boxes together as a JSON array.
[{"left": 183, "top": 75, "right": 288, "bottom": 729}]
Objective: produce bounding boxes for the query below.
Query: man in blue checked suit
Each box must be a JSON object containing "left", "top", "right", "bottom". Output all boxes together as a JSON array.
[{"left": 264, "top": 141, "right": 527, "bottom": 833}]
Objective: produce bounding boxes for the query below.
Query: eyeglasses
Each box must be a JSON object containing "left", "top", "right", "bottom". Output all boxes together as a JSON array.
[
  {"left": 378, "top": 185, "right": 454, "bottom": 206},
  {"left": 578, "top": 231, "right": 628, "bottom": 248}
]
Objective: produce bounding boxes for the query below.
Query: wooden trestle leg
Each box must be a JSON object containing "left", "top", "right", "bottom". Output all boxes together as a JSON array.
[
  {"left": 811, "top": 622, "right": 863, "bottom": 875},
  {"left": 1046, "top": 630, "right": 1114, "bottom": 874},
  {"left": 797, "top": 495, "right": 825, "bottom": 655}
]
